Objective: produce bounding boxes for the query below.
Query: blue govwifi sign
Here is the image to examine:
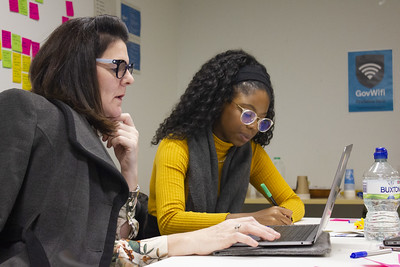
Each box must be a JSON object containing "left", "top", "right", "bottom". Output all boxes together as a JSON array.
[{"left": 348, "top": 50, "right": 393, "bottom": 112}]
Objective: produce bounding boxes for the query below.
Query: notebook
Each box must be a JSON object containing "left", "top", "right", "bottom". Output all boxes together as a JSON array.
[{"left": 242, "top": 144, "right": 352, "bottom": 247}]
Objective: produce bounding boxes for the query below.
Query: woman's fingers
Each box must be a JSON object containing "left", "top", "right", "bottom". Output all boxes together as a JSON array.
[{"left": 233, "top": 217, "right": 280, "bottom": 242}]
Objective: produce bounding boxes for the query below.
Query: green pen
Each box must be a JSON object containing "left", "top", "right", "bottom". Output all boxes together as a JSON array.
[{"left": 260, "top": 183, "right": 279, "bottom": 206}]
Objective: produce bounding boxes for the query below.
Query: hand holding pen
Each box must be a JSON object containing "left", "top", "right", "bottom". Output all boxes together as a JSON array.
[
  {"left": 260, "top": 183, "right": 293, "bottom": 223},
  {"left": 261, "top": 183, "right": 278, "bottom": 206}
]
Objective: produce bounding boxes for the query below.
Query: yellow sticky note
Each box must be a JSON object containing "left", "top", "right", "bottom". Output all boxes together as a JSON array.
[
  {"left": 12, "top": 52, "right": 22, "bottom": 83},
  {"left": 22, "top": 55, "right": 31, "bottom": 72},
  {"left": 0, "top": 40, "right": 2, "bottom": 60},
  {"left": 18, "top": 0, "right": 28, "bottom": 16},
  {"left": 2, "top": 50, "right": 12, "bottom": 68},
  {"left": 22, "top": 73, "right": 32, "bottom": 90}
]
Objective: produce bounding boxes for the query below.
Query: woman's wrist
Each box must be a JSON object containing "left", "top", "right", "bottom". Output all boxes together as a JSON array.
[{"left": 167, "top": 231, "right": 198, "bottom": 256}]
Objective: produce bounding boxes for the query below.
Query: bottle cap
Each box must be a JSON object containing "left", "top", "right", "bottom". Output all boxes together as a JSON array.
[{"left": 374, "top": 147, "right": 388, "bottom": 159}]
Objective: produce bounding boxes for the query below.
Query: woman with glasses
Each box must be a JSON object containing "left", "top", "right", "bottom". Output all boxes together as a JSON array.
[
  {"left": 146, "top": 50, "right": 305, "bottom": 237},
  {"left": 0, "top": 16, "right": 280, "bottom": 267}
]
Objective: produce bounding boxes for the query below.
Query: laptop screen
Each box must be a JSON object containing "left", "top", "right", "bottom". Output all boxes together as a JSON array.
[{"left": 316, "top": 144, "right": 353, "bottom": 239}]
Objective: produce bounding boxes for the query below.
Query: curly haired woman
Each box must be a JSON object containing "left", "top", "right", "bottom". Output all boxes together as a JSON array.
[{"left": 146, "top": 49, "right": 305, "bottom": 237}]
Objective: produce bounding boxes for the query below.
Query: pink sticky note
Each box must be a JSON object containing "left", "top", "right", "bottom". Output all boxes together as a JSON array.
[
  {"left": 22, "top": 38, "right": 31, "bottom": 55},
  {"left": 29, "top": 2, "right": 39, "bottom": 20},
  {"left": 66, "top": 1, "right": 74, "bottom": 17},
  {"left": 62, "top": 16, "right": 70, "bottom": 23},
  {"left": 2, "top": 30, "right": 12, "bottom": 49},
  {"left": 31, "top": 41, "right": 40, "bottom": 57},
  {"left": 9, "top": 0, "right": 19, "bottom": 12}
]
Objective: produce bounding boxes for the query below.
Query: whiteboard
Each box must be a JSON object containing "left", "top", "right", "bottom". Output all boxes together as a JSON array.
[{"left": 0, "top": 0, "right": 94, "bottom": 92}]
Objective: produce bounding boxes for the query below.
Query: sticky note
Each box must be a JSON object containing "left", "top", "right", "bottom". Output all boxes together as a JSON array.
[
  {"left": 12, "top": 33, "right": 22, "bottom": 53},
  {"left": 31, "top": 41, "right": 40, "bottom": 57},
  {"left": 35, "top": 0, "right": 43, "bottom": 3},
  {"left": 22, "top": 54, "right": 31, "bottom": 72},
  {"left": 9, "top": 0, "right": 19, "bottom": 12},
  {"left": 29, "top": 2, "right": 39, "bottom": 20},
  {"left": 2, "top": 50, "right": 12, "bottom": 68},
  {"left": 22, "top": 73, "right": 31, "bottom": 90},
  {"left": 62, "top": 16, "right": 69, "bottom": 24},
  {"left": 18, "top": 0, "right": 28, "bottom": 16},
  {"left": 2, "top": 30, "right": 12, "bottom": 49},
  {"left": 0, "top": 40, "right": 2, "bottom": 60},
  {"left": 22, "top": 38, "right": 31, "bottom": 55},
  {"left": 12, "top": 52, "right": 22, "bottom": 83},
  {"left": 66, "top": 1, "right": 74, "bottom": 17}
]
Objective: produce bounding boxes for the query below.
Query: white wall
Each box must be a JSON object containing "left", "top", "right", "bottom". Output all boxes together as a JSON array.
[
  {"left": 0, "top": 1, "right": 94, "bottom": 90},
  {"left": 175, "top": 0, "right": 400, "bottom": 190},
  {"left": 120, "top": 0, "right": 180, "bottom": 194},
  {"left": 1, "top": 0, "right": 399, "bottom": 194}
]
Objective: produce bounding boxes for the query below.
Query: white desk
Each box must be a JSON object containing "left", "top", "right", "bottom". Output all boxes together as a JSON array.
[{"left": 150, "top": 218, "right": 399, "bottom": 267}]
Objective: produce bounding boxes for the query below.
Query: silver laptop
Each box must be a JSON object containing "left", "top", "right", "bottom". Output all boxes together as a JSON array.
[{"left": 255, "top": 144, "right": 353, "bottom": 247}]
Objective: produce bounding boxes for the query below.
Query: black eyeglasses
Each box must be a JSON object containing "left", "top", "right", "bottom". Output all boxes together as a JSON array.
[
  {"left": 96, "top": 58, "right": 134, "bottom": 79},
  {"left": 234, "top": 102, "right": 274, "bottom": 132}
]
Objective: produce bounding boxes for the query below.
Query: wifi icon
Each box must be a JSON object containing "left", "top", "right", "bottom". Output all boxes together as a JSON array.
[
  {"left": 358, "top": 63, "right": 382, "bottom": 80},
  {"left": 356, "top": 54, "right": 384, "bottom": 88}
]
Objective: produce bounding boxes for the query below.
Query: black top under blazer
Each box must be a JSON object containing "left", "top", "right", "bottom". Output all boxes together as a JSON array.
[{"left": 0, "top": 89, "right": 129, "bottom": 266}]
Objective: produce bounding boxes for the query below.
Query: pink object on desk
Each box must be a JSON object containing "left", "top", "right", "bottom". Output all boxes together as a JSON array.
[
  {"left": 362, "top": 253, "right": 400, "bottom": 266},
  {"left": 330, "top": 218, "right": 358, "bottom": 223}
]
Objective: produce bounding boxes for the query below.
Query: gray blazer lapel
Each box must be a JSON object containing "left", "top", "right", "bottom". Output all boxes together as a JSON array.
[
  {"left": 71, "top": 110, "right": 116, "bottom": 168},
  {"left": 51, "top": 100, "right": 118, "bottom": 172}
]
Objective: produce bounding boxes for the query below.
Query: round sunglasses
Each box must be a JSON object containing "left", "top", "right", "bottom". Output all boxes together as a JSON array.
[{"left": 234, "top": 102, "right": 274, "bottom": 132}]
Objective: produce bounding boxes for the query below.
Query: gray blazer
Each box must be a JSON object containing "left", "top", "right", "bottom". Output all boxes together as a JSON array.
[{"left": 0, "top": 89, "right": 128, "bottom": 266}]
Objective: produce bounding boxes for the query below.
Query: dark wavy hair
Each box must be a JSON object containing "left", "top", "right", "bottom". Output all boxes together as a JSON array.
[
  {"left": 30, "top": 15, "right": 129, "bottom": 135},
  {"left": 151, "top": 49, "right": 275, "bottom": 147}
]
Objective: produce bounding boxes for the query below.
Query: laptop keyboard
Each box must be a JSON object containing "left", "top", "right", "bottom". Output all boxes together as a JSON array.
[{"left": 270, "top": 224, "right": 318, "bottom": 241}]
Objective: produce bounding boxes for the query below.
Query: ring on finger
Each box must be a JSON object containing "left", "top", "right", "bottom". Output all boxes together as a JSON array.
[{"left": 234, "top": 223, "right": 241, "bottom": 231}]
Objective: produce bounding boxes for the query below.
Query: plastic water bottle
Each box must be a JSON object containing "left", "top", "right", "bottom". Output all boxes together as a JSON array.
[
  {"left": 272, "top": 157, "right": 286, "bottom": 178},
  {"left": 344, "top": 169, "right": 356, "bottom": 199},
  {"left": 363, "top": 147, "right": 400, "bottom": 241}
]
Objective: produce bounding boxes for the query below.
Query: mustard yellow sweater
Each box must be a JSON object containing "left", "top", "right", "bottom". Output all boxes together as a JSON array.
[{"left": 148, "top": 134, "right": 305, "bottom": 235}]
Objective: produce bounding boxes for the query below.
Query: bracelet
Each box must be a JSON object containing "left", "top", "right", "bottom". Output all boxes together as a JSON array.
[
  {"left": 126, "top": 185, "right": 140, "bottom": 227},
  {"left": 128, "top": 184, "right": 140, "bottom": 199}
]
